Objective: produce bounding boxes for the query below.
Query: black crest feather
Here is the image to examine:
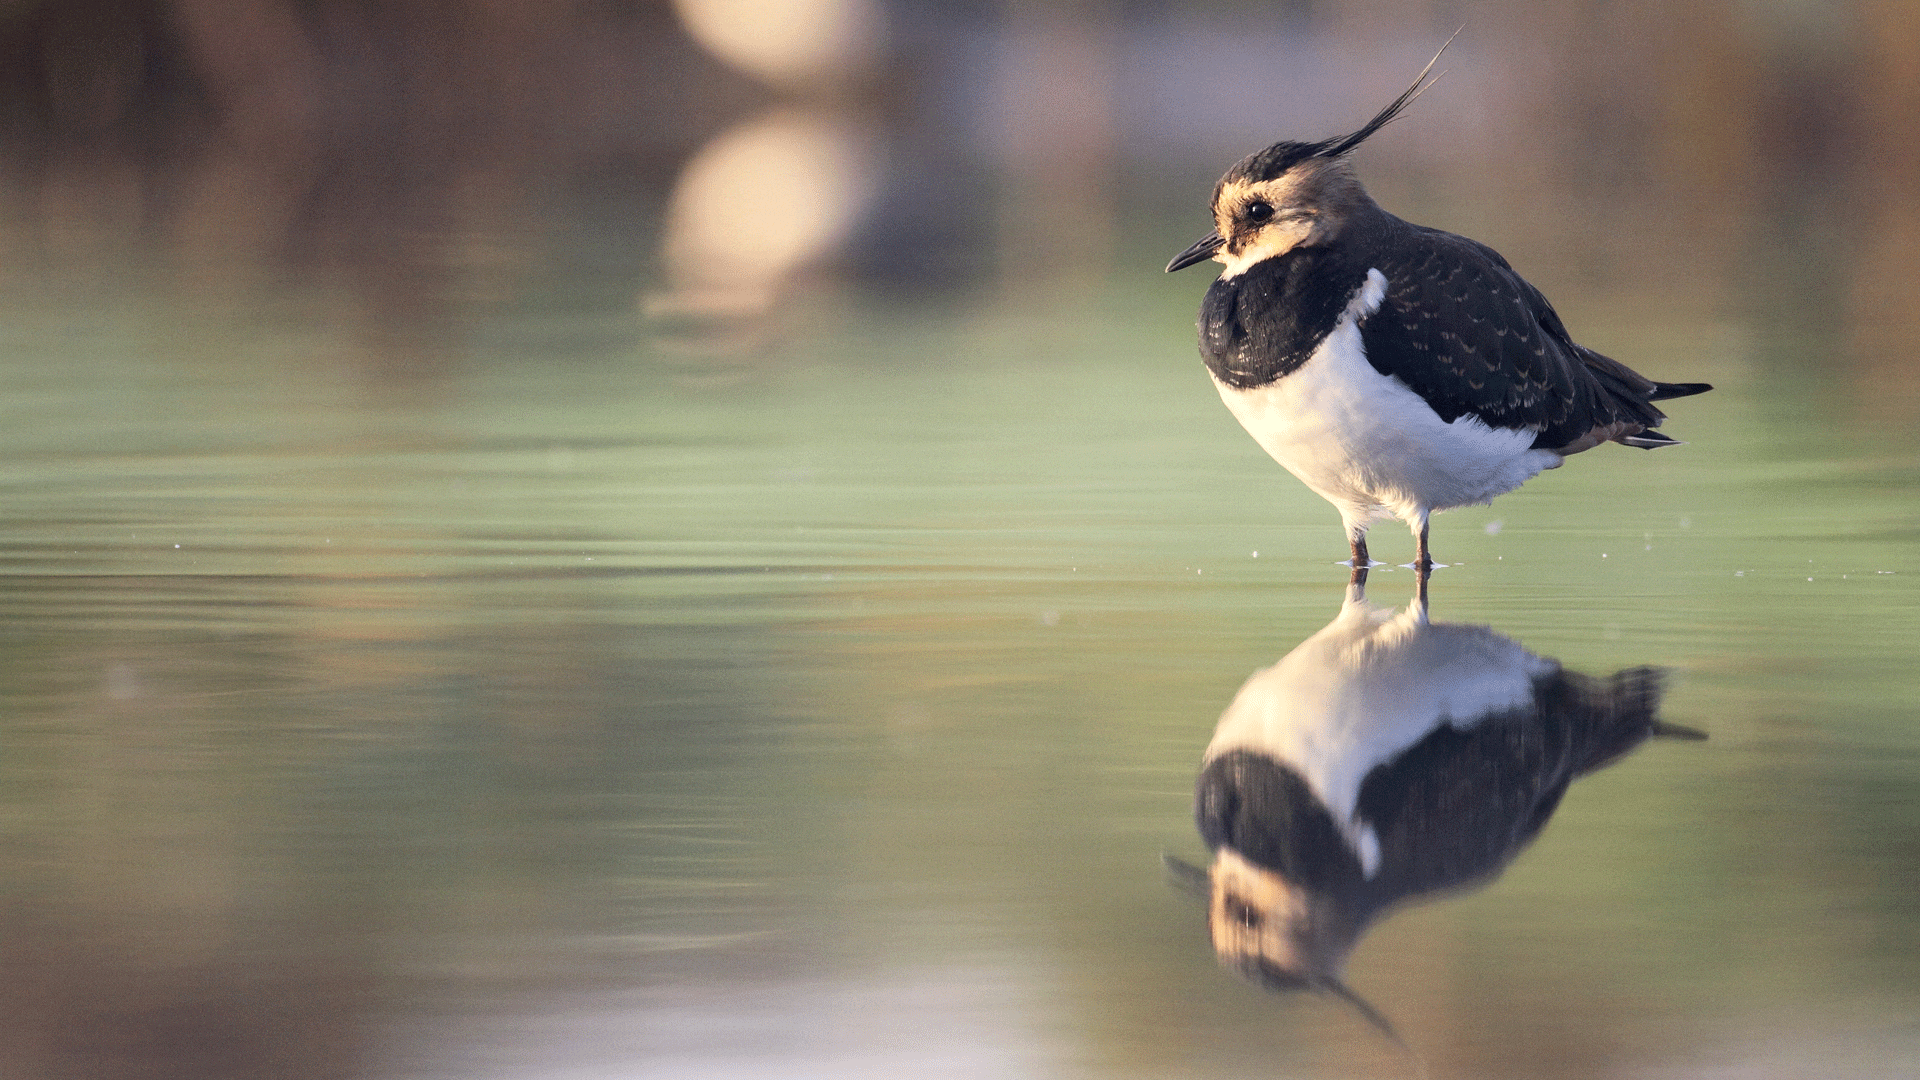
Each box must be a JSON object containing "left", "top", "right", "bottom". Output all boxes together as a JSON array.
[{"left": 1226, "top": 30, "right": 1459, "bottom": 186}]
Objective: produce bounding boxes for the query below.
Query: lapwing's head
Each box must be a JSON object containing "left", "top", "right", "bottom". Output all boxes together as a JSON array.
[
  {"left": 1205, "top": 847, "right": 1363, "bottom": 987},
  {"left": 1166, "top": 849, "right": 1408, "bottom": 1047},
  {"left": 1166, "top": 38, "right": 1452, "bottom": 277}
]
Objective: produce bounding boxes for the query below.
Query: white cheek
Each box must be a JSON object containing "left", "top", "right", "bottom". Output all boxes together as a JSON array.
[{"left": 1215, "top": 224, "right": 1311, "bottom": 279}]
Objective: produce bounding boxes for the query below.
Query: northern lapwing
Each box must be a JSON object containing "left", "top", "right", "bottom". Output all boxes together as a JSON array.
[
  {"left": 1166, "top": 576, "right": 1703, "bottom": 1040},
  {"left": 1165, "top": 45, "right": 1711, "bottom": 571}
]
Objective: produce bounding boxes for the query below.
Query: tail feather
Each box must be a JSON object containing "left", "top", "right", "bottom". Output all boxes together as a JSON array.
[
  {"left": 1557, "top": 665, "right": 1673, "bottom": 778},
  {"left": 1577, "top": 348, "right": 1670, "bottom": 427},
  {"left": 1573, "top": 346, "right": 1711, "bottom": 449},
  {"left": 1618, "top": 429, "right": 1683, "bottom": 449},
  {"left": 1651, "top": 719, "right": 1709, "bottom": 741},
  {"left": 1649, "top": 381, "right": 1713, "bottom": 401}
]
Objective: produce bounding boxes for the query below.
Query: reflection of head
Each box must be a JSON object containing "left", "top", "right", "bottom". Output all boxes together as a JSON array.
[
  {"left": 1207, "top": 846, "right": 1361, "bottom": 988},
  {"left": 1183, "top": 588, "right": 1699, "bottom": 1028},
  {"left": 1166, "top": 848, "right": 1407, "bottom": 1047}
]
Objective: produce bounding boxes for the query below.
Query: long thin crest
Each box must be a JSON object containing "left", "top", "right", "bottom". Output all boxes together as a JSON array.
[
  {"left": 1161, "top": 852, "right": 1212, "bottom": 898},
  {"left": 1321, "top": 978, "right": 1429, "bottom": 1079},
  {"left": 1319, "top": 28, "right": 1460, "bottom": 159},
  {"left": 1225, "top": 29, "right": 1462, "bottom": 186},
  {"left": 1321, "top": 977, "right": 1407, "bottom": 1047}
]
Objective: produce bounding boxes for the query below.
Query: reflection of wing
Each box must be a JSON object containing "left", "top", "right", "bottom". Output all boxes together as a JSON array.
[
  {"left": 1356, "top": 666, "right": 1668, "bottom": 900},
  {"left": 1353, "top": 218, "right": 1676, "bottom": 451}
]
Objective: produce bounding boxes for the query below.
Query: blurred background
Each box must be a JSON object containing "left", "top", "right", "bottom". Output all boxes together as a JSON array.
[
  {"left": 1, "top": 0, "right": 1917, "bottom": 399},
  {"left": 2, "top": 2, "right": 1919, "bottom": 1078}
]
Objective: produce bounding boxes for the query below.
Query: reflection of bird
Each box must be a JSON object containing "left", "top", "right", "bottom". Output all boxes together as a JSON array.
[
  {"left": 1165, "top": 46, "right": 1710, "bottom": 571},
  {"left": 1168, "top": 579, "right": 1701, "bottom": 1037}
]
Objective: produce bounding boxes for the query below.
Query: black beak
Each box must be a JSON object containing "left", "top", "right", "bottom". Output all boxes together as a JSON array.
[
  {"left": 1161, "top": 852, "right": 1211, "bottom": 898},
  {"left": 1165, "top": 230, "right": 1225, "bottom": 273}
]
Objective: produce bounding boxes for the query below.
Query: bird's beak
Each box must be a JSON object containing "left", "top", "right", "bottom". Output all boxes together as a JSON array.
[
  {"left": 1165, "top": 230, "right": 1225, "bottom": 273},
  {"left": 1162, "top": 852, "right": 1212, "bottom": 898}
]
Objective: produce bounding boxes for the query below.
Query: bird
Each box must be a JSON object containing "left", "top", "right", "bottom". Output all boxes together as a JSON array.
[
  {"left": 1164, "top": 575, "right": 1703, "bottom": 1038},
  {"left": 1165, "top": 45, "right": 1710, "bottom": 572}
]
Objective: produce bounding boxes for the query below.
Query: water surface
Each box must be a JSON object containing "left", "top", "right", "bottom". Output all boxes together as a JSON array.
[{"left": 1, "top": 247, "right": 1917, "bottom": 1080}]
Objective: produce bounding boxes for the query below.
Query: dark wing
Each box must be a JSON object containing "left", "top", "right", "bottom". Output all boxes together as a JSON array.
[
  {"left": 1353, "top": 663, "right": 1675, "bottom": 907},
  {"left": 1350, "top": 697, "right": 1579, "bottom": 906},
  {"left": 1354, "top": 219, "right": 1680, "bottom": 451}
]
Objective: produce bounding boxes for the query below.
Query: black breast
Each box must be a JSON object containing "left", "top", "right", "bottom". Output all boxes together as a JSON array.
[
  {"left": 1195, "top": 749, "right": 1366, "bottom": 895},
  {"left": 1197, "top": 247, "right": 1371, "bottom": 390}
]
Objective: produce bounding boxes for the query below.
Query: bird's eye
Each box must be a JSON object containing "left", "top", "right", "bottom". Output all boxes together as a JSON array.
[
  {"left": 1222, "top": 895, "right": 1263, "bottom": 930},
  {"left": 1245, "top": 201, "right": 1275, "bottom": 223}
]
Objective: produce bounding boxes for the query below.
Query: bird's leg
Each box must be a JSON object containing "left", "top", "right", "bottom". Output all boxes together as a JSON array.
[
  {"left": 1408, "top": 517, "right": 1432, "bottom": 617},
  {"left": 1347, "top": 528, "right": 1370, "bottom": 570},
  {"left": 1406, "top": 511, "right": 1437, "bottom": 574}
]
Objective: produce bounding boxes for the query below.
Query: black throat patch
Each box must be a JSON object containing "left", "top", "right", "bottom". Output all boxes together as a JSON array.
[
  {"left": 1195, "top": 749, "right": 1366, "bottom": 894},
  {"left": 1197, "top": 247, "right": 1369, "bottom": 390}
]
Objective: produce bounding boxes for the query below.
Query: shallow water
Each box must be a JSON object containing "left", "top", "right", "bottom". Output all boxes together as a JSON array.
[{"left": 2, "top": 241, "right": 1918, "bottom": 1080}]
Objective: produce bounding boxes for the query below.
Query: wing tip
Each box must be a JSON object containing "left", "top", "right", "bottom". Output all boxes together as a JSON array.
[
  {"left": 1649, "top": 381, "right": 1713, "bottom": 401},
  {"left": 1619, "top": 429, "right": 1684, "bottom": 449}
]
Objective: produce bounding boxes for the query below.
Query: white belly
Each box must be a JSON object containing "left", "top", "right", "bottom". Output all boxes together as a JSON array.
[{"left": 1216, "top": 269, "right": 1562, "bottom": 531}]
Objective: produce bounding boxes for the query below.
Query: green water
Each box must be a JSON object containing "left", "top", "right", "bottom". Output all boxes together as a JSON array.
[{"left": 2, "top": 263, "right": 1917, "bottom": 1079}]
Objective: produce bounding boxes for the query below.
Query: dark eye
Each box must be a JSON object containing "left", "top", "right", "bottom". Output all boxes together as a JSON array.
[
  {"left": 1222, "top": 894, "right": 1263, "bottom": 930},
  {"left": 1245, "top": 201, "right": 1275, "bottom": 223}
]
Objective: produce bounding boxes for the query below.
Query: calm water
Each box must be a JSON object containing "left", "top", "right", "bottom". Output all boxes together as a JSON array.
[{"left": 2, "top": 248, "right": 1918, "bottom": 1080}]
